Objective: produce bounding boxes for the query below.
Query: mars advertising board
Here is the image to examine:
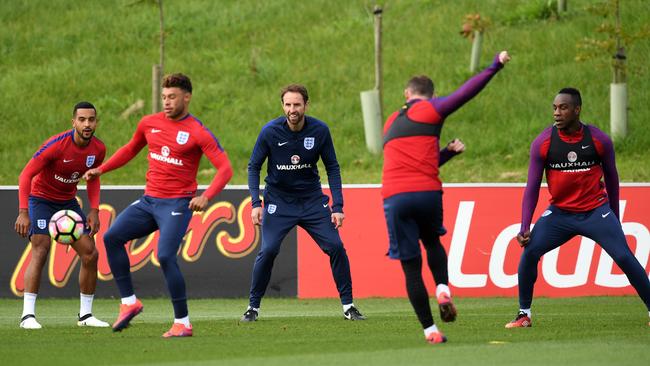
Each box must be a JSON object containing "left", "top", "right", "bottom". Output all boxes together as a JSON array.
[
  {"left": 0, "top": 187, "right": 297, "bottom": 298},
  {"left": 1, "top": 185, "right": 648, "bottom": 299}
]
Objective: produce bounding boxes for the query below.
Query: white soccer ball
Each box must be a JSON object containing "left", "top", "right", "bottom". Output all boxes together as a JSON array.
[{"left": 48, "top": 210, "right": 84, "bottom": 244}]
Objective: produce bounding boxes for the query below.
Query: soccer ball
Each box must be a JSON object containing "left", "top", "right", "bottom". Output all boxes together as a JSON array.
[{"left": 48, "top": 210, "right": 85, "bottom": 244}]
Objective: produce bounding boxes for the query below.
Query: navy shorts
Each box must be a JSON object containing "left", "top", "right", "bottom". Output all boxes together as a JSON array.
[
  {"left": 104, "top": 195, "right": 193, "bottom": 257},
  {"left": 28, "top": 196, "right": 89, "bottom": 237},
  {"left": 260, "top": 190, "right": 342, "bottom": 251},
  {"left": 383, "top": 190, "right": 443, "bottom": 260}
]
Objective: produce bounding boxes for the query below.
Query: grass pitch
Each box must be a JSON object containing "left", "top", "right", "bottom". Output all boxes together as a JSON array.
[{"left": 0, "top": 297, "right": 648, "bottom": 365}]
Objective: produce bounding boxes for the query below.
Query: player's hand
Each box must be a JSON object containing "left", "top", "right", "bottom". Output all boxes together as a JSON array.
[
  {"left": 251, "top": 207, "right": 263, "bottom": 225},
  {"left": 498, "top": 50, "right": 511, "bottom": 65},
  {"left": 516, "top": 231, "right": 530, "bottom": 247},
  {"left": 86, "top": 208, "right": 100, "bottom": 237},
  {"left": 83, "top": 168, "right": 102, "bottom": 181},
  {"left": 189, "top": 195, "right": 209, "bottom": 211},
  {"left": 447, "top": 138, "right": 465, "bottom": 153},
  {"left": 15, "top": 209, "right": 30, "bottom": 238},
  {"left": 331, "top": 212, "right": 344, "bottom": 229}
]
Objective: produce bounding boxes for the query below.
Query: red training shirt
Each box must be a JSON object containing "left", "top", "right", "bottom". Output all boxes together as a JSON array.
[
  {"left": 19, "top": 130, "right": 106, "bottom": 209},
  {"left": 99, "top": 112, "right": 231, "bottom": 199}
]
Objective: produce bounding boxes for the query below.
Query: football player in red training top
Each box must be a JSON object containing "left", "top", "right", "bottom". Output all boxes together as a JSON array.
[
  {"left": 505, "top": 88, "right": 650, "bottom": 328},
  {"left": 382, "top": 51, "right": 510, "bottom": 344},
  {"left": 15, "top": 101, "right": 109, "bottom": 329},
  {"left": 84, "top": 73, "right": 233, "bottom": 337}
]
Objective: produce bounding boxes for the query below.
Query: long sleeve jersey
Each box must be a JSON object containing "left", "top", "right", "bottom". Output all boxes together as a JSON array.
[
  {"left": 99, "top": 112, "right": 232, "bottom": 199},
  {"left": 381, "top": 54, "right": 504, "bottom": 199},
  {"left": 248, "top": 116, "right": 344, "bottom": 212},
  {"left": 19, "top": 130, "right": 105, "bottom": 209},
  {"left": 520, "top": 123, "right": 619, "bottom": 234}
]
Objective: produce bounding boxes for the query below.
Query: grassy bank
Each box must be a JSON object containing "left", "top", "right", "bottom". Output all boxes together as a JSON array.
[{"left": 1, "top": 0, "right": 648, "bottom": 186}]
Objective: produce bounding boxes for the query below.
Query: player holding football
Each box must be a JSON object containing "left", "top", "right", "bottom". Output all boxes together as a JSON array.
[
  {"left": 83, "top": 73, "right": 233, "bottom": 337},
  {"left": 240, "top": 84, "right": 365, "bottom": 322},
  {"left": 505, "top": 88, "right": 650, "bottom": 328},
  {"left": 15, "top": 101, "right": 109, "bottom": 329},
  {"left": 382, "top": 51, "right": 510, "bottom": 344}
]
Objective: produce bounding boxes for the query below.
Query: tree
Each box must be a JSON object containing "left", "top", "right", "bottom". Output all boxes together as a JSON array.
[
  {"left": 460, "top": 13, "right": 490, "bottom": 73},
  {"left": 576, "top": 0, "right": 650, "bottom": 139}
]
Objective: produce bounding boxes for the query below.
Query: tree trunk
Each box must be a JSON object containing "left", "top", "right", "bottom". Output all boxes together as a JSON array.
[
  {"left": 373, "top": 5, "right": 383, "bottom": 121},
  {"left": 610, "top": 83, "right": 627, "bottom": 139},
  {"left": 152, "top": 64, "right": 161, "bottom": 113},
  {"left": 470, "top": 31, "right": 483, "bottom": 73}
]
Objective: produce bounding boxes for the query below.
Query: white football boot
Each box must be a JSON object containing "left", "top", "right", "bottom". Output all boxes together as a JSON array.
[
  {"left": 77, "top": 314, "right": 110, "bottom": 327},
  {"left": 20, "top": 315, "right": 42, "bottom": 329}
]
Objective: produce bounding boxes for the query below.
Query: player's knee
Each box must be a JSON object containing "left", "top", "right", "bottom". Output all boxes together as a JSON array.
[
  {"left": 423, "top": 241, "right": 446, "bottom": 257},
  {"left": 324, "top": 242, "right": 346, "bottom": 256},
  {"left": 610, "top": 251, "right": 634, "bottom": 268},
  {"left": 520, "top": 250, "right": 541, "bottom": 265},
  {"left": 258, "top": 247, "right": 280, "bottom": 259},
  {"left": 157, "top": 252, "right": 177, "bottom": 268},
  {"left": 30, "top": 245, "right": 50, "bottom": 264},
  {"left": 80, "top": 248, "right": 99, "bottom": 267},
  {"left": 103, "top": 229, "right": 120, "bottom": 247}
]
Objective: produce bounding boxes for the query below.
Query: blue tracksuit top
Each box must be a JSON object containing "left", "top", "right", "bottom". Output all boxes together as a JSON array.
[{"left": 248, "top": 115, "right": 344, "bottom": 213}]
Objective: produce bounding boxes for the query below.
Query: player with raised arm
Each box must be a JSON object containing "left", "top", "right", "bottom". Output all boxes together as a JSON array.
[
  {"left": 382, "top": 51, "right": 510, "bottom": 344},
  {"left": 84, "top": 74, "right": 233, "bottom": 337},
  {"left": 15, "top": 102, "right": 108, "bottom": 329}
]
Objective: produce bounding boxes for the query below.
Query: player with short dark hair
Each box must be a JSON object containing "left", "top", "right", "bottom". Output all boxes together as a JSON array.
[
  {"left": 280, "top": 83, "right": 309, "bottom": 104},
  {"left": 163, "top": 73, "right": 193, "bottom": 93},
  {"left": 405, "top": 75, "right": 435, "bottom": 97},
  {"left": 382, "top": 51, "right": 511, "bottom": 344},
  {"left": 505, "top": 88, "right": 650, "bottom": 328},
  {"left": 557, "top": 87, "right": 582, "bottom": 106},
  {"left": 83, "top": 73, "right": 233, "bottom": 337},
  {"left": 240, "top": 84, "right": 365, "bottom": 322},
  {"left": 15, "top": 101, "right": 108, "bottom": 329}
]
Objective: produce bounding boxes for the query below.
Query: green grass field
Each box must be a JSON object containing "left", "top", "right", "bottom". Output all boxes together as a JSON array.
[
  {"left": 2, "top": 1, "right": 649, "bottom": 364},
  {"left": 0, "top": 297, "right": 648, "bottom": 365},
  {"left": 1, "top": 0, "right": 649, "bottom": 185}
]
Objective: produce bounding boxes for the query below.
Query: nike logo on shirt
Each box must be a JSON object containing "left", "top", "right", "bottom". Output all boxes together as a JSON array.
[
  {"left": 151, "top": 129, "right": 162, "bottom": 133},
  {"left": 581, "top": 145, "right": 590, "bottom": 149},
  {"left": 278, "top": 142, "right": 289, "bottom": 146},
  {"left": 171, "top": 211, "right": 183, "bottom": 216},
  {"left": 63, "top": 159, "right": 73, "bottom": 163},
  {"left": 601, "top": 212, "right": 611, "bottom": 218}
]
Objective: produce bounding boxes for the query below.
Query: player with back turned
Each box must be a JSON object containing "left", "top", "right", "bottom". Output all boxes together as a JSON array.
[
  {"left": 84, "top": 73, "right": 233, "bottom": 337},
  {"left": 382, "top": 51, "right": 510, "bottom": 344},
  {"left": 15, "top": 102, "right": 109, "bottom": 329}
]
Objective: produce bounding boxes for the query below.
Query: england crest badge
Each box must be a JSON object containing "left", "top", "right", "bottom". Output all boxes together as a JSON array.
[
  {"left": 86, "top": 155, "right": 96, "bottom": 167},
  {"left": 267, "top": 204, "right": 277, "bottom": 214},
  {"left": 176, "top": 131, "right": 190, "bottom": 145},
  {"left": 37, "top": 219, "right": 47, "bottom": 229},
  {"left": 304, "top": 137, "right": 315, "bottom": 150},
  {"left": 567, "top": 151, "right": 577, "bottom": 163}
]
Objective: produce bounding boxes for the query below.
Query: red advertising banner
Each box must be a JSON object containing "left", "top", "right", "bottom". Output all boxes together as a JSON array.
[
  {"left": 298, "top": 184, "right": 650, "bottom": 298},
  {"left": 3, "top": 185, "right": 648, "bottom": 299}
]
